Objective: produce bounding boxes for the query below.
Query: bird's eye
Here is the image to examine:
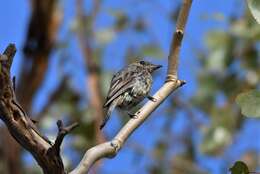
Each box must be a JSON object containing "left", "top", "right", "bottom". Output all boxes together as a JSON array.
[{"left": 140, "top": 61, "right": 145, "bottom": 65}]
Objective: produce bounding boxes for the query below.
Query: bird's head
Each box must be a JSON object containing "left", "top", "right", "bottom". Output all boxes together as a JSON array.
[{"left": 135, "top": 60, "right": 162, "bottom": 73}]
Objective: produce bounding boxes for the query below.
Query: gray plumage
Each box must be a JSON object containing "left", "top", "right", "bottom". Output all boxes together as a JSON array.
[{"left": 100, "top": 60, "right": 162, "bottom": 129}]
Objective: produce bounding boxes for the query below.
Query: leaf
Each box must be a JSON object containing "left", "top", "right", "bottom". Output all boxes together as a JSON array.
[
  {"left": 247, "top": 0, "right": 260, "bottom": 24},
  {"left": 134, "top": 19, "right": 146, "bottom": 32},
  {"left": 200, "top": 126, "right": 231, "bottom": 155},
  {"left": 236, "top": 90, "right": 260, "bottom": 117},
  {"left": 205, "top": 31, "right": 233, "bottom": 73},
  {"left": 229, "top": 161, "right": 249, "bottom": 174},
  {"left": 95, "top": 28, "right": 116, "bottom": 44},
  {"left": 141, "top": 45, "right": 164, "bottom": 58},
  {"left": 108, "top": 10, "right": 129, "bottom": 31}
]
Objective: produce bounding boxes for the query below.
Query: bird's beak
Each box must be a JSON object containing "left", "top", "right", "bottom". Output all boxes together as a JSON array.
[{"left": 152, "top": 64, "right": 163, "bottom": 71}]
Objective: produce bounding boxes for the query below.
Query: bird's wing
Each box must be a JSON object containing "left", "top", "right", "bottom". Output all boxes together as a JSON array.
[{"left": 103, "top": 70, "right": 137, "bottom": 107}]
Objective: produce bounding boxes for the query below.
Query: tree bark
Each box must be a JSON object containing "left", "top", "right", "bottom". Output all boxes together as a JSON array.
[
  {"left": 0, "top": 44, "right": 77, "bottom": 174},
  {"left": 0, "top": 1, "right": 62, "bottom": 173}
]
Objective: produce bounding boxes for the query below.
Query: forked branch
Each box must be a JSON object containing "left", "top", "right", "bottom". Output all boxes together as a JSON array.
[{"left": 0, "top": 44, "right": 77, "bottom": 174}]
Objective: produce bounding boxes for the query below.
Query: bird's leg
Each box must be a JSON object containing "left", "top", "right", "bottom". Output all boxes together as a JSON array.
[
  {"left": 147, "top": 95, "right": 157, "bottom": 102},
  {"left": 127, "top": 111, "right": 140, "bottom": 119},
  {"left": 128, "top": 112, "right": 138, "bottom": 119}
]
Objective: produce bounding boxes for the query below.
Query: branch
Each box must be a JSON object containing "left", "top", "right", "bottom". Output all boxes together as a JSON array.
[
  {"left": 17, "top": 0, "right": 62, "bottom": 111},
  {"left": 70, "top": 0, "right": 193, "bottom": 173},
  {"left": 47, "top": 120, "right": 79, "bottom": 159},
  {"left": 76, "top": 0, "right": 105, "bottom": 144},
  {"left": 0, "top": 44, "right": 77, "bottom": 174},
  {"left": 69, "top": 80, "right": 185, "bottom": 174},
  {"left": 166, "top": 0, "right": 193, "bottom": 82},
  {"left": 0, "top": 1, "right": 62, "bottom": 172}
]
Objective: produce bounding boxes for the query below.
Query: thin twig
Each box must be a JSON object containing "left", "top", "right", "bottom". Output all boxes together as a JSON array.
[
  {"left": 48, "top": 120, "right": 79, "bottom": 156},
  {"left": 166, "top": 0, "right": 193, "bottom": 82}
]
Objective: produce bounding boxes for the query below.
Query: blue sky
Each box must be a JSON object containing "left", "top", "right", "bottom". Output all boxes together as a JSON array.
[{"left": 1, "top": 0, "right": 255, "bottom": 174}]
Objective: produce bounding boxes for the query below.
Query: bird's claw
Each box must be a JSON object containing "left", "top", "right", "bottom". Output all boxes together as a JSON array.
[
  {"left": 147, "top": 96, "right": 157, "bottom": 102},
  {"left": 128, "top": 111, "right": 140, "bottom": 119}
]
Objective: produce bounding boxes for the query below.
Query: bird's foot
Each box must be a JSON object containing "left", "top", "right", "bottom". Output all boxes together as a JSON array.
[
  {"left": 147, "top": 95, "right": 157, "bottom": 102},
  {"left": 128, "top": 111, "right": 140, "bottom": 119},
  {"left": 30, "top": 118, "right": 38, "bottom": 124}
]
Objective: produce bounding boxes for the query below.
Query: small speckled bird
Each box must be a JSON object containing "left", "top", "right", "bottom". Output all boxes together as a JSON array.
[{"left": 100, "top": 60, "right": 162, "bottom": 129}]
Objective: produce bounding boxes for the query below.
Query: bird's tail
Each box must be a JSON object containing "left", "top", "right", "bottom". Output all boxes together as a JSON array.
[{"left": 100, "top": 100, "right": 117, "bottom": 130}]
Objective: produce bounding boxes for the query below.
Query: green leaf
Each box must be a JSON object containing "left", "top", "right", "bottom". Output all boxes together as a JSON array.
[
  {"left": 200, "top": 126, "right": 231, "bottom": 155},
  {"left": 205, "top": 31, "right": 233, "bottom": 73},
  {"left": 95, "top": 28, "right": 116, "bottom": 44},
  {"left": 108, "top": 10, "right": 129, "bottom": 31},
  {"left": 229, "top": 161, "right": 249, "bottom": 174},
  {"left": 141, "top": 45, "right": 164, "bottom": 58},
  {"left": 236, "top": 90, "right": 260, "bottom": 117},
  {"left": 247, "top": 0, "right": 260, "bottom": 24}
]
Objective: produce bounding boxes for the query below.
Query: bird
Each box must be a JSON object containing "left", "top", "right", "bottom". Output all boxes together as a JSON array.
[{"left": 100, "top": 60, "right": 162, "bottom": 129}]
